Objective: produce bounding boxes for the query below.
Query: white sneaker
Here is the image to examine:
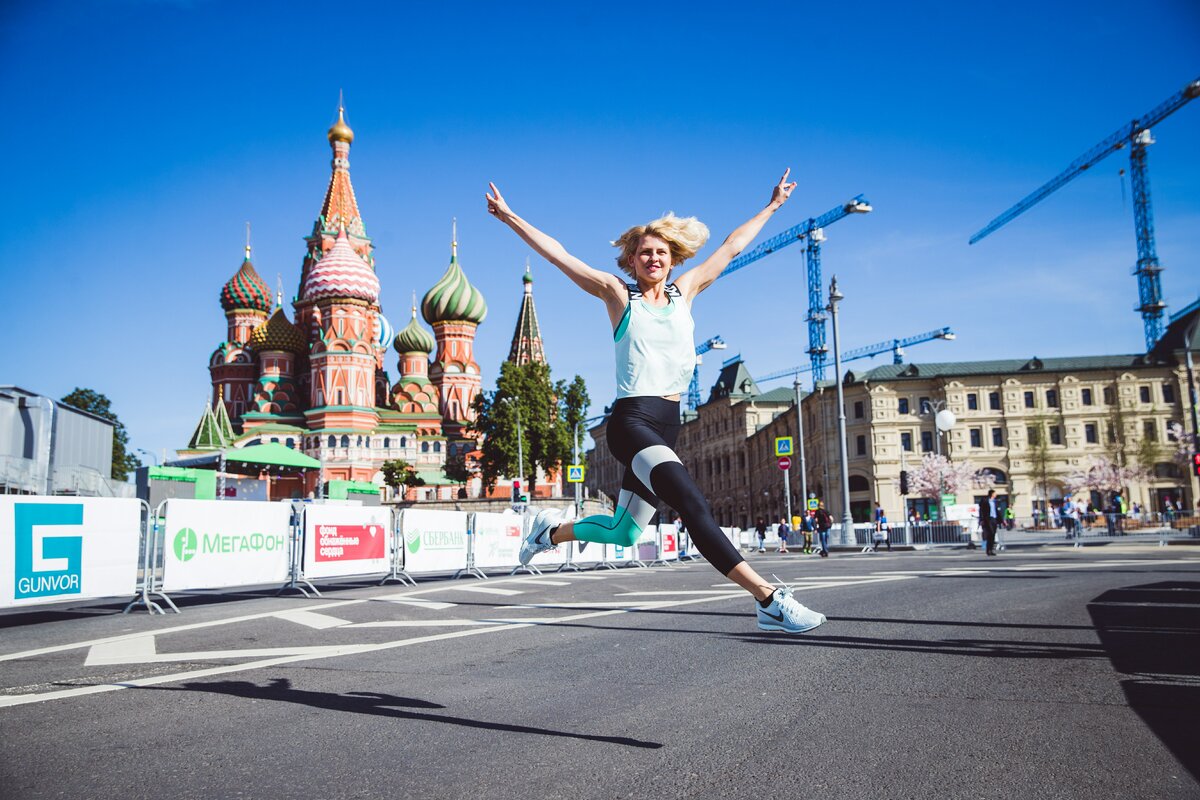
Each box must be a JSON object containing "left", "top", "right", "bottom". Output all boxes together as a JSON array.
[
  {"left": 519, "top": 508, "right": 562, "bottom": 566},
  {"left": 756, "top": 583, "right": 826, "bottom": 633}
]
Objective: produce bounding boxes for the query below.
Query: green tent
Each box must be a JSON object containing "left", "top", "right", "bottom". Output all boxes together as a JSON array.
[{"left": 167, "top": 442, "right": 321, "bottom": 474}]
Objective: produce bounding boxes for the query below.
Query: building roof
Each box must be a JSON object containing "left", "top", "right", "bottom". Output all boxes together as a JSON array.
[
  {"left": 846, "top": 354, "right": 1157, "bottom": 384},
  {"left": 187, "top": 401, "right": 229, "bottom": 450},
  {"left": 422, "top": 227, "right": 487, "bottom": 325},
  {"left": 1149, "top": 298, "right": 1200, "bottom": 360},
  {"left": 249, "top": 307, "right": 307, "bottom": 354},
  {"left": 508, "top": 264, "right": 545, "bottom": 365},
  {"left": 220, "top": 247, "right": 273, "bottom": 314},
  {"left": 394, "top": 305, "right": 436, "bottom": 354},
  {"left": 302, "top": 226, "right": 380, "bottom": 303},
  {"left": 709, "top": 357, "right": 760, "bottom": 403}
]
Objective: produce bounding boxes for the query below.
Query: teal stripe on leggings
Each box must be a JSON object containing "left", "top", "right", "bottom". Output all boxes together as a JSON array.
[{"left": 571, "top": 505, "right": 644, "bottom": 548}]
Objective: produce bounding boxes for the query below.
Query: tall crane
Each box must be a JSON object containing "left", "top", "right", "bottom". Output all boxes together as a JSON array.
[
  {"left": 753, "top": 327, "right": 956, "bottom": 385},
  {"left": 688, "top": 335, "right": 727, "bottom": 411},
  {"left": 970, "top": 77, "right": 1200, "bottom": 349},
  {"left": 719, "top": 195, "right": 872, "bottom": 382}
]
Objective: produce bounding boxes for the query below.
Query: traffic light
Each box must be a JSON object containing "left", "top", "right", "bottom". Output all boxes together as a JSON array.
[
  {"left": 512, "top": 479, "right": 522, "bottom": 502},
  {"left": 899, "top": 470, "right": 909, "bottom": 495},
  {"left": 1192, "top": 452, "right": 1200, "bottom": 479}
]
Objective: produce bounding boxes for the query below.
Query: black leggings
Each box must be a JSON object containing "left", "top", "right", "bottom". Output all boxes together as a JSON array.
[{"left": 573, "top": 396, "right": 745, "bottom": 576}]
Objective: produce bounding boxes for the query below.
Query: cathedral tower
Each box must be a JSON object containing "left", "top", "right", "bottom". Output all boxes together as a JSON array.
[
  {"left": 508, "top": 262, "right": 546, "bottom": 365},
  {"left": 211, "top": 244, "right": 271, "bottom": 422}
]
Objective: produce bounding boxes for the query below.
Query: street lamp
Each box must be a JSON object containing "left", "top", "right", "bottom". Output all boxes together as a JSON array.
[
  {"left": 498, "top": 395, "right": 525, "bottom": 498},
  {"left": 135, "top": 448, "right": 159, "bottom": 467},
  {"left": 827, "top": 276, "right": 854, "bottom": 546},
  {"left": 923, "top": 399, "right": 956, "bottom": 521},
  {"left": 573, "top": 414, "right": 607, "bottom": 518},
  {"left": 794, "top": 374, "right": 808, "bottom": 524}
]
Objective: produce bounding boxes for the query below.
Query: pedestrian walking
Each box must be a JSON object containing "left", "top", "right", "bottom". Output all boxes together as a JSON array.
[
  {"left": 801, "top": 511, "right": 815, "bottom": 554},
  {"left": 814, "top": 501, "right": 833, "bottom": 557},
  {"left": 980, "top": 488, "right": 1000, "bottom": 556},
  {"left": 776, "top": 517, "right": 790, "bottom": 553},
  {"left": 754, "top": 517, "right": 768, "bottom": 553},
  {"left": 873, "top": 511, "right": 891, "bottom": 552},
  {"left": 488, "top": 170, "right": 824, "bottom": 633}
]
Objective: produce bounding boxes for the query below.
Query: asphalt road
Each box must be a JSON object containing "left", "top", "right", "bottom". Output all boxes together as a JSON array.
[{"left": 2, "top": 544, "right": 1198, "bottom": 800}]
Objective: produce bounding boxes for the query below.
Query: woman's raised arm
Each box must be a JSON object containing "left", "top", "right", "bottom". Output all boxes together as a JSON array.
[
  {"left": 675, "top": 169, "right": 797, "bottom": 303},
  {"left": 486, "top": 183, "right": 625, "bottom": 307}
]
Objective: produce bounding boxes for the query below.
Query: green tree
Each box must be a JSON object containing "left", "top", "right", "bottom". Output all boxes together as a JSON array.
[
  {"left": 470, "top": 361, "right": 589, "bottom": 492},
  {"left": 381, "top": 459, "right": 424, "bottom": 492},
  {"left": 60, "top": 387, "right": 141, "bottom": 481},
  {"left": 1026, "top": 413, "right": 1055, "bottom": 521},
  {"left": 442, "top": 455, "right": 473, "bottom": 489}
]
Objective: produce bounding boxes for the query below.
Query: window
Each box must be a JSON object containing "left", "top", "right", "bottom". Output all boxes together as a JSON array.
[
  {"left": 286, "top": 438, "right": 294, "bottom": 449},
  {"left": 856, "top": 435, "right": 866, "bottom": 455},
  {"left": 1024, "top": 391, "right": 1035, "bottom": 409},
  {"left": 969, "top": 428, "right": 982, "bottom": 447},
  {"left": 1139, "top": 386, "right": 1151, "bottom": 403},
  {"left": 270, "top": 437, "right": 279, "bottom": 444},
  {"left": 1081, "top": 388, "right": 1093, "bottom": 406},
  {"left": 900, "top": 432, "right": 913, "bottom": 451},
  {"left": 849, "top": 475, "right": 870, "bottom": 492},
  {"left": 967, "top": 393, "right": 978, "bottom": 410},
  {"left": 898, "top": 397, "right": 910, "bottom": 414},
  {"left": 1046, "top": 389, "right": 1059, "bottom": 408},
  {"left": 1028, "top": 426, "right": 1040, "bottom": 445},
  {"left": 421, "top": 442, "right": 429, "bottom": 453},
  {"left": 1085, "top": 423, "right": 1097, "bottom": 443},
  {"left": 340, "top": 435, "right": 350, "bottom": 448},
  {"left": 989, "top": 392, "right": 1001, "bottom": 410},
  {"left": 854, "top": 401, "right": 864, "bottom": 419},
  {"left": 1163, "top": 383, "right": 1175, "bottom": 403},
  {"left": 328, "top": 435, "right": 336, "bottom": 448},
  {"left": 434, "top": 442, "right": 442, "bottom": 453},
  {"left": 1050, "top": 426, "right": 1061, "bottom": 445},
  {"left": 1103, "top": 387, "right": 1114, "bottom": 404},
  {"left": 357, "top": 436, "right": 363, "bottom": 447},
  {"left": 919, "top": 397, "right": 931, "bottom": 414},
  {"left": 921, "top": 431, "right": 933, "bottom": 452},
  {"left": 1144, "top": 420, "right": 1157, "bottom": 442},
  {"left": 992, "top": 427, "right": 1003, "bottom": 447},
  {"left": 400, "top": 437, "right": 407, "bottom": 448},
  {"left": 383, "top": 437, "right": 390, "bottom": 448}
]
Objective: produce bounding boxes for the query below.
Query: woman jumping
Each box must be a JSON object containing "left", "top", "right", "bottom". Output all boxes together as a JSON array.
[{"left": 485, "top": 171, "right": 825, "bottom": 634}]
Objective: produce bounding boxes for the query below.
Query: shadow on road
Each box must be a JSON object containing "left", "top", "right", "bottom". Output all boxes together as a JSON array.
[
  {"left": 144, "top": 677, "right": 663, "bottom": 749},
  {"left": 1088, "top": 581, "right": 1200, "bottom": 781}
]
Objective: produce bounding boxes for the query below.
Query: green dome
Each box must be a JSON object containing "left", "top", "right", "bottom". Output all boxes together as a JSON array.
[
  {"left": 394, "top": 307, "right": 436, "bottom": 354},
  {"left": 422, "top": 248, "right": 487, "bottom": 326}
]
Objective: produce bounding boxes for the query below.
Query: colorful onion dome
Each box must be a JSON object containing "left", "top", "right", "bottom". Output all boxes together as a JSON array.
[
  {"left": 302, "top": 226, "right": 380, "bottom": 303},
  {"left": 328, "top": 105, "right": 354, "bottom": 144},
  {"left": 374, "top": 311, "right": 395, "bottom": 351},
  {"left": 421, "top": 230, "right": 487, "bottom": 325},
  {"left": 220, "top": 247, "right": 273, "bottom": 313},
  {"left": 249, "top": 307, "right": 307, "bottom": 354},
  {"left": 394, "top": 306, "right": 436, "bottom": 354}
]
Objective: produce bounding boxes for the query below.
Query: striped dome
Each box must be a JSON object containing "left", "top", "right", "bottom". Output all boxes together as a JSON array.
[
  {"left": 302, "top": 227, "right": 380, "bottom": 303},
  {"left": 220, "top": 251, "right": 272, "bottom": 313},
  {"left": 374, "top": 311, "right": 395, "bottom": 351},
  {"left": 249, "top": 308, "right": 307, "bottom": 354},
  {"left": 394, "top": 308, "right": 436, "bottom": 354},
  {"left": 422, "top": 250, "right": 487, "bottom": 325}
]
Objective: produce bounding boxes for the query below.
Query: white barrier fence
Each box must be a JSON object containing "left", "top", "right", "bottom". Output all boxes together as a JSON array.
[{"left": 2, "top": 497, "right": 722, "bottom": 615}]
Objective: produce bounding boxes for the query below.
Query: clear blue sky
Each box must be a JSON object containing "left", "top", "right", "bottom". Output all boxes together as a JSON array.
[{"left": 2, "top": 0, "right": 1197, "bottom": 463}]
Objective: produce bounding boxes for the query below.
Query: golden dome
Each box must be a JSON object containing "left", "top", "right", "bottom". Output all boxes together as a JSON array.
[{"left": 327, "top": 105, "right": 354, "bottom": 144}]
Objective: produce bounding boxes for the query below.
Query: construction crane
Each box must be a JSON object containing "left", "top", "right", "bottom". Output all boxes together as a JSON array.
[
  {"left": 970, "top": 77, "right": 1200, "bottom": 349},
  {"left": 753, "top": 327, "right": 956, "bottom": 385},
  {"left": 688, "top": 335, "right": 727, "bottom": 411},
  {"left": 719, "top": 195, "right": 872, "bottom": 383}
]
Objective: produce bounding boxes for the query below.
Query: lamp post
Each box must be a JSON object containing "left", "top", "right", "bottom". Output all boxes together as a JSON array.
[
  {"left": 794, "top": 374, "right": 808, "bottom": 523},
  {"left": 923, "top": 399, "right": 957, "bottom": 521},
  {"left": 136, "top": 448, "right": 158, "bottom": 467},
  {"left": 573, "top": 414, "right": 607, "bottom": 518},
  {"left": 499, "top": 395, "right": 525, "bottom": 500},
  {"left": 827, "top": 276, "right": 854, "bottom": 545}
]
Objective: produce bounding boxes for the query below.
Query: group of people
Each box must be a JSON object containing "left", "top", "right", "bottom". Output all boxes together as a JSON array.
[{"left": 753, "top": 503, "right": 836, "bottom": 557}]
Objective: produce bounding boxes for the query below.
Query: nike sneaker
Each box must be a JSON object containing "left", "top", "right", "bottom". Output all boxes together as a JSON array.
[
  {"left": 519, "top": 507, "right": 562, "bottom": 566},
  {"left": 756, "top": 583, "right": 826, "bottom": 633}
]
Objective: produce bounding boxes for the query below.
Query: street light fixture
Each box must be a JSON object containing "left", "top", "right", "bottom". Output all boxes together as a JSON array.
[{"left": 827, "top": 276, "right": 854, "bottom": 546}]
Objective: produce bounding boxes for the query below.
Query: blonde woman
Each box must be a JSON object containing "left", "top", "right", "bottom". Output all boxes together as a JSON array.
[{"left": 486, "top": 172, "right": 825, "bottom": 633}]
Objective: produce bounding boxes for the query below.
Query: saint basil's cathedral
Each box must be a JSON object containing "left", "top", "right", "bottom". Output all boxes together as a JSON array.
[{"left": 182, "top": 106, "right": 551, "bottom": 500}]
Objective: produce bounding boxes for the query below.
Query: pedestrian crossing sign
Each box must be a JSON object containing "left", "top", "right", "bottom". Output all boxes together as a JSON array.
[
  {"left": 774, "top": 437, "right": 794, "bottom": 457},
  {"left": 567, "top": 464, "right": 585, "bottom": 483},
  {"left": 807, "top": 498, "right": 819, "bottom": 511}
]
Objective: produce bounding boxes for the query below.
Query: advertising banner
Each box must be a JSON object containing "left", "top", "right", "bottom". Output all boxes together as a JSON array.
[
  {"left": 0, "top": 497, "right": 142, "bottom": 608},
  {"left": 655, "top": 525, "right": 679, "bottom": 561},
  {"left": 570, "top": 540, "right": 601, "bottom": 565},
  {"left": 161, "top": 499, "right": 292, "bottom": 591},
  {"left": 303, "top": 505, "right": 392, "bottom": 579},
  {"left": 636, "top": 527, "right": 658, "bottom": 562},
  {"left": 472, "top": 512, "right": 524, "bottom": 571},
  {"left": 401, "top": 509, "right": 469, "bottom": 574},
  {"left": 608, "top": 540, "right": 635, "bottom": 565}
]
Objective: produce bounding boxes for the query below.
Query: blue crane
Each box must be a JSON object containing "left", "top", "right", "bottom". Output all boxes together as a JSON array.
[
  {"left": 719, "top": 195, "right": 872, "bottom": 383},
  {"left": 970, "top": 77, "right": 1200, "bottom": 349},
  {"left": 752, "top": 327, "right": 956, "bottom": 385},
  {"left": 688, "top": 335, "right": 727, "bottom": 411}
]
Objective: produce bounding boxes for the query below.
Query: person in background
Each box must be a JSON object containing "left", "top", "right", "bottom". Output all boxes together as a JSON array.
[
  {"left": 1004, "top": 504, "right": 1015, "bottom": 531},
  {"left": 776, "top": 517, "right": 790, "bottom": 553},
  {"left": 814, "top": 501, "right": 833, "bottom": 557},
  {"left": 800, "top": 511, "right": 815, "bottom": 554},
  {"left": 754, "top": 517, "right": 768, "bottom": 553},
  {"left": 873, "top": 511, "right": 891, "bottom": 552},
  {"left": 980, "top": 488, "right": 1000, "bottom": 556}
]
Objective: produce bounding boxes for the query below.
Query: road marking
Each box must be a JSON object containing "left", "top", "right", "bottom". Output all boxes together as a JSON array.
[
  {"left": 274, "top": 610, "right": 351, "bottom": 629},
  {"left": 618, "top": 591, "right": 745, "bottom": 596},
  {"left": 447, "top": 585, "right": 525, "bottom": 596},
  {"left": 343, "top": 620, "right": 499, "bottom": 628},
  {"left": 85, "top": 644, "right": 344, "bottom": 666},
  {"left": 84, "top": 635, "right": 157, "bottom": 666},
  {"left": 377, "top": 597, "right": 458, "bottom": 610},
  {"left": 515, "top": 579, "right": 570, "bottom": 586}
]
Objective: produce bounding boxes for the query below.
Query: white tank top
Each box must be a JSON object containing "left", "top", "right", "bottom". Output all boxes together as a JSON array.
[{"left": 613, "top": 283, "right": 695, "bottom": 399}]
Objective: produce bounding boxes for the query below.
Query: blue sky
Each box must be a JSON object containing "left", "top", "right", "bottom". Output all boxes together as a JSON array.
[{"left": 1, "top": 0, "right": 1197, "bottom": 463}]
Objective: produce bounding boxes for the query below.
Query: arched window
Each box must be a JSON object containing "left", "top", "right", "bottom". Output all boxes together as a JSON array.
[
  {"left": 400, "top": 437, "right": 407, "bottom": 448},
  {"left": 422, "top": 442, "right": 429, "bottom": 453},
  {"left": 981, "top": 467, "right": 1008, "bottom": 484},
  {"left": 848, "top": 475, "right": 870, "bottom": 492},
  {"left": 434, "top": 442, "right": 441, "bottom": 453},
  {"left": 357, "top": 435, "right": 363, "bottom": 447},
  {"left": 328, "top": 435, "right": 336, "bottom": 448},
  {"left": 286, "top": 438, "right": 294, "bottom": 449},
  {"left": 270, "top": 438, "right": 279, "bottom": 444},
  {"left": 341, "top": 435, "right": 350, "bottom": 448}
]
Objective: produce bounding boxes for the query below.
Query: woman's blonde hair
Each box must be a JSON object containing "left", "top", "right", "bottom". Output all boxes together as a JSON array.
[{"left": 612, "top": 212, "right": 709, "bottom": 278}]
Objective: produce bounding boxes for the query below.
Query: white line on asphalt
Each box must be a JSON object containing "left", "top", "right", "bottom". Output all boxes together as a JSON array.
[
  {"left": 84, "top": 644, "right": 346, "bottom": 666},
  {"left": 84, "top": 635, "right": 157, "bottom": 666},
  {"left": 0, "top": 593, "right": 753, "bottom": 708},
  {"left": 342, "top": 620, "right": 499, "bottom": 628},
  {"left": 273, "top": 610, "right": 351, "bottom": 629},
  {"left": 617, "top": 591, "right": 746, "bottom": 596},
  {"left": 513, "top": 579, "right": 571, "bottom": 586},
  {"left": 446, "top": 585, "right": 526, "bottom": 596},
  {"left": 375, "top": 596, "right": 458, "bottom": 610}
]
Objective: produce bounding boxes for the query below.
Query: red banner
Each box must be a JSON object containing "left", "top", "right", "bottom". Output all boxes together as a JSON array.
[{"left": 314, "top": 524, "right": 386, "bottom": 562}]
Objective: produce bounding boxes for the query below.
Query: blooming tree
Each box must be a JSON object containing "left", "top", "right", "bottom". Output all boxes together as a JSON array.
[
  {"left": 1064, "top": 456, "right": 1146, "bottom": 495},
  {"left": 909, "top": 454, "right": 995, "bottom": 499},
  {"left": 1168, "top": 422, "right": 1196, "bottom": 472}
]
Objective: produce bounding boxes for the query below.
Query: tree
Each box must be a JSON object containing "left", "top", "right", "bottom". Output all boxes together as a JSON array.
[
  {"left": 469, "top": 361, "right": 589, "bottom": 492},
  {"left": 1168, "top": 421, "right": 1197, "bottom": 473},
  {"left": 1065, "top": 456, "right": 1145, "bottom": 497},
  {"left": 442, "top": 455, "right": 473, "bottom": 489},
  {"left": 60, "top": 387, "right": 141, "bottom": 481},
  {"left": 381, "top": 459, "right": 424, "bottom": 493},
  {"left": 1026, "top": 413, "right": 1056, "bottom": 511},
  {"left": 909, "top": 453, "right": 994, "bottom": 500}
]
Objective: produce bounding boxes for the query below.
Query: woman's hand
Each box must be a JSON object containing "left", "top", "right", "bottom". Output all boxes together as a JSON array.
[
  {"left": 486, "top": 182, "right": 514, "bottom": 223},
  {"left": 769, "top": 168, "right": 797, "bottom": 210}
]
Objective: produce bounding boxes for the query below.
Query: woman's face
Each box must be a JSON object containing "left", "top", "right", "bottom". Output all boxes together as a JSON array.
[{"left": 628, "top": 234, "right": 672, "bottom": 283}]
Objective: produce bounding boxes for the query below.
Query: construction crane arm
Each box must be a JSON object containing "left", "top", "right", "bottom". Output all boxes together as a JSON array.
[
  {"left": 717, "top": 195, "right": 871, "bottom": 280},
  {"left": 752, "top": 327, "right": 955, "bottom": 384},
  {"left": 970, "top": 78, "right": 1200, "bottom": 245}
]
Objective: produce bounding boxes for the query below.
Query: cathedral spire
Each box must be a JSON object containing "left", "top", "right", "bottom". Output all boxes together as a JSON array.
[{"left": 508, "top": 259, "right": 546, "bottom": 365}]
